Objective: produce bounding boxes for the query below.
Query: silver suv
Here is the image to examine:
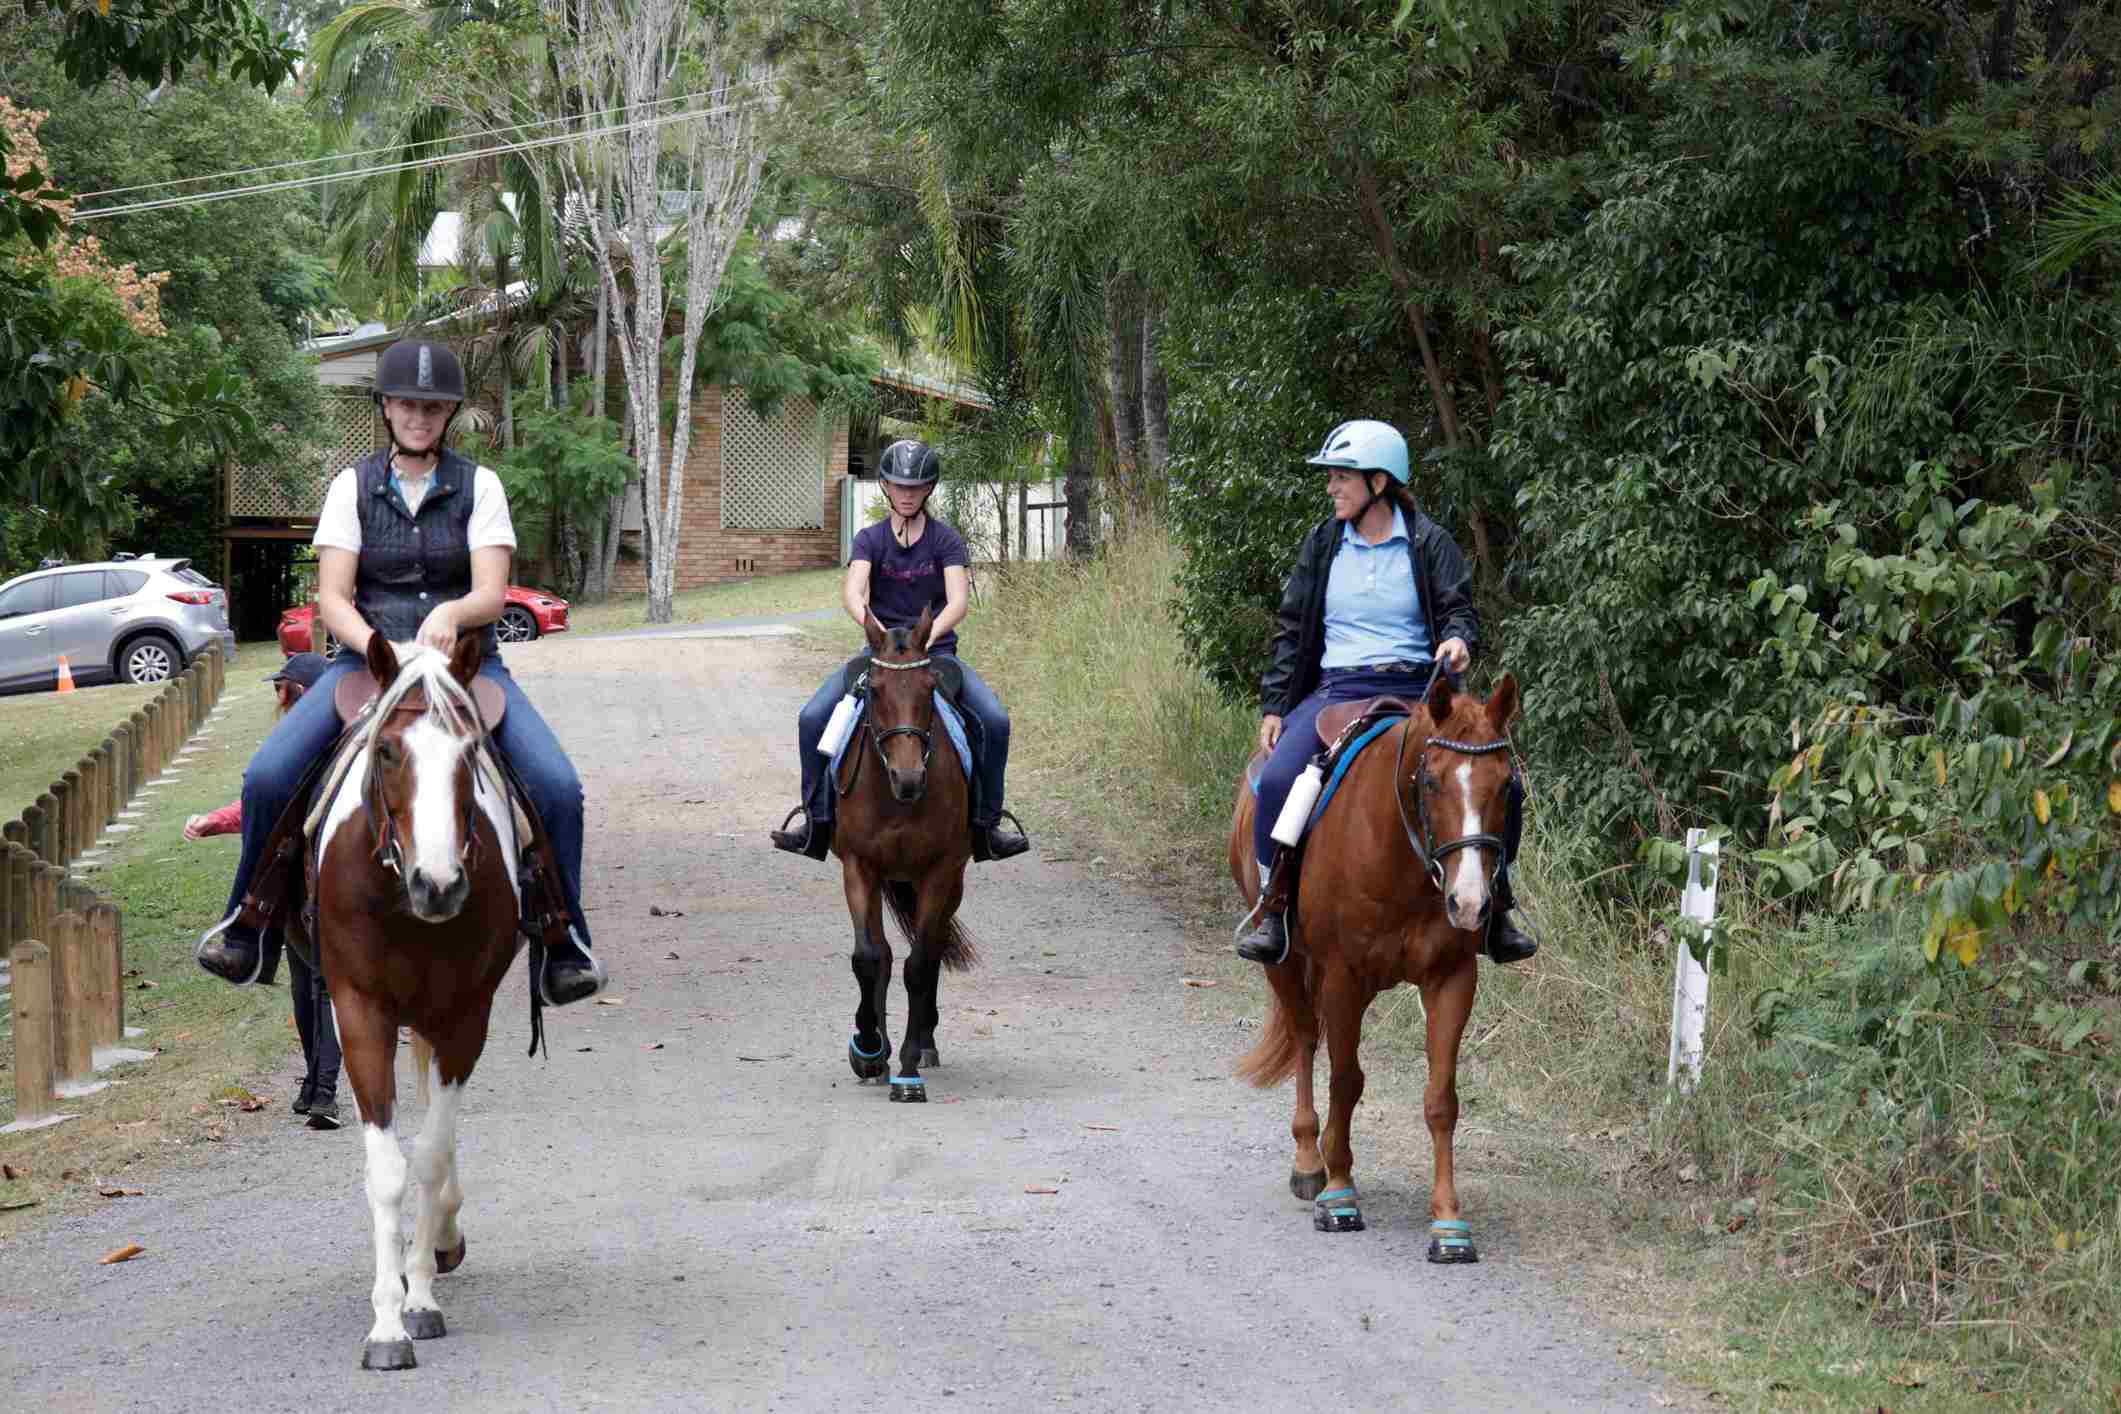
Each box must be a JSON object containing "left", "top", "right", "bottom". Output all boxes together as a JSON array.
[{"left": 0, "top": 556, "right": 237, "bottom": 694}]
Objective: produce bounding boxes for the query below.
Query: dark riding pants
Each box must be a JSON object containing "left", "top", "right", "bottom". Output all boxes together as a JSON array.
[
  {"left": 287, "top": 944, "right": 342, "bottom": 1102},
  {"left": 1254, "top": 667, "right": 1523, "bottom": 894},
  {"left": 222, "top": 654, "right": 592, "bottom": 943},
  {"left": 797, "top": 653, "right": 1010, "bottom": 827}
]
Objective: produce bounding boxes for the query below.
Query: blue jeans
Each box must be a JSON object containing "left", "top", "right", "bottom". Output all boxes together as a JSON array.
[
  {"left": 1254, "top": 667, "right": 1524, "bottom": 888},
  {"left": 797, "top": 654, "right": 1011, "bottom": 827},
  {"left": 223, "top": 655, "right": 591, "bottom": 943}
]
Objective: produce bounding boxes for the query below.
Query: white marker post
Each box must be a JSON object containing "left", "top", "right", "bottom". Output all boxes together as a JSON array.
[{"left": 1665, "top": 828, "right": 1720, "bottom": 1093}]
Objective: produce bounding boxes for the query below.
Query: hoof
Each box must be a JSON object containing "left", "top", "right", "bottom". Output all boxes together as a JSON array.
[
  {"left": 435, "top": 1238, "right": 467, "bottom": 1275},
  {"left": 404, "top": 1308, "right": 446, "bottom": 1341},
  {"left": 1313, "top": 1187, "right": 1365, "bottom": 1233},
  {"left": 1427, "top": 1220, "right": 1479, "bottom": 1264},
  {"left": 920, "top": 1046, "right": 940, "bottom": 1068},
  {"left": 888, "top": 1076, "right": 927, "bottom": 1104},
  {"left": 1289, "top": 1168, "right": 1328, "bottom": 1202},
  {"left": 848, "top": 1034, "right": 888, "bottom": 1081},
  {"left": 361, "top": 1339, "right": 418, "bottom": 1371}
]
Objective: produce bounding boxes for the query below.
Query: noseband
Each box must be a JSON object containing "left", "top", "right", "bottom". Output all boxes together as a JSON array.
[{"left": 1392, "top": 726, "right": 1511, "bottom": 892}]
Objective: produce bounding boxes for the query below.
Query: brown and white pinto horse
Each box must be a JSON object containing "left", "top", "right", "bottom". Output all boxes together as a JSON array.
[
  {"left": 833, "top": 606, "right": 977, "bottom": 1102},
  {"left": 291, "top": 631, "right": 522, "bottom": 1371},
  {"left": 1232, "top": 671, "right": 1521, "bottom": 1260}
]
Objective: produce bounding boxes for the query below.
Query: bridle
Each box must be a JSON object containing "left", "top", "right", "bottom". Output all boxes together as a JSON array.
[
  {"left": 364, "top": 698, "right": 489, "bottom": 882},
  {"left": 836, "top": 655, "right": 936, "bottom": 799},
  {"left": 1391, "top": 668, "right": 1512, "bottom": 891}
]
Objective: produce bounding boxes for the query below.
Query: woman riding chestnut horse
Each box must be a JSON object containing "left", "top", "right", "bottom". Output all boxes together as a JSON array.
[
  {"left": 1238, "top": 419, "right": 1535, "bottom": 969},
  {"left": 195, "top": 339, "right": 606, "bottom": 1008}
]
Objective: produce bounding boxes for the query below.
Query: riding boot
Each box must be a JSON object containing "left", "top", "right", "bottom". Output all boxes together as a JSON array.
[
  {"left": 538, "top": 923, "right": 608, "bottom": 1007},
  {"left": 1235, "top": 851, "right": 1296, "bottom": 965},
  {"left": 195, "top": 920, "right": 282, "bottom": 987},
  {"left": 971, "top": 810, "right": 1031, "bottom": 863},
  {"left": 769, "top": 806, "right": 834, "bottom": 861},
  {"left": 1483, "top": 874, "right": 1538, "bottom": 964}
]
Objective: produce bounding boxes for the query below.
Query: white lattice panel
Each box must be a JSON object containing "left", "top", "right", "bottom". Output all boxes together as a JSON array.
[
  {"left": 720, "top": 393, "right": 826, "bottom": 529},
  {"left": 229, "top": 392, "right": 376, "bottom": 518}
]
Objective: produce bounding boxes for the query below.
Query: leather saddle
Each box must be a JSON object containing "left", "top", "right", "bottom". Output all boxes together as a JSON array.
[
  {"left": 1315, "top": 695, "right": 1418, "bottom": 752},
  {"left": 334, "top": 666, "right": 508, "bottom": 728}
]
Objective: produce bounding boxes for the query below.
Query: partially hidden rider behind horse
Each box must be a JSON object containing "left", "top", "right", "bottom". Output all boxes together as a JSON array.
[
  {"left": 1236, "top": 418, "right": 1536, "bottom": 969},
  {"left": 771, "top": 437, "right": 1030, "bottom": 865},
  {"left": 195, "top": 338, "right": 607, "bottom": 1011}
]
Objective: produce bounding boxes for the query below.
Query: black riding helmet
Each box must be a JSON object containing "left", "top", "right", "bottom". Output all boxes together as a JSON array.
[
  {"left": 877, "top": 439, "right": 941, "bottom": 487},
  {"left": 372, "top": 339, "right": 466, "bottom": 455}
]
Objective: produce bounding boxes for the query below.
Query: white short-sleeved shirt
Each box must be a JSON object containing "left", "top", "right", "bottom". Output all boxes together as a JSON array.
[{"left": 311, "top": 463, "right": 518, "bottom": 555}]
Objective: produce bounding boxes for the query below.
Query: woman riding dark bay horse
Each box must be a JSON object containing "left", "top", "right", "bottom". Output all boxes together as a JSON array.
[
  {"left": 195, "top": 339, "right": 604, "bottom": 1009},
  {"left": 1239, "top": 419, "right": 1535, "bottom": 969},
  {"left": 833, "top": 606, "right": 978, "bottom": 1102}
]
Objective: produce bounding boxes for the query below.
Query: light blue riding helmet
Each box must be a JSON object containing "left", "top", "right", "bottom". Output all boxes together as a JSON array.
[{"left": 1305, "top": 419, "right": 1410, "bottom": 486}]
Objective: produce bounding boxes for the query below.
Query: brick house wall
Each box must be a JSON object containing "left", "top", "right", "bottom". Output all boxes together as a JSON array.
[{"left": 613, "top": 382, "right": 852, "bottom": 593}]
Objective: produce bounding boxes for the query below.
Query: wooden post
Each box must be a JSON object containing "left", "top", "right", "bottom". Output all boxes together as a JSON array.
[
  {"left": 50, "top": 911, "right": 96, "bottom": 1091},
  {"left": 82, "top": 902, "right": 116, "bottom": 1051},
  {"left": 7, "top": 846, "right": 33, "bottom": 948},
  {"left": 128, "top": 711, "right": 148, "bottom": 794},
  {"left": 31, "top": 861, "right": 57, "bottom": 950},
  {"left": 79, "top": 755, "right": 101, "bottom": 841},
  {"left": 109, "top": 730, "right": 130, "bottom": 813},
  {"left": 53, "top": 776, "right": 76, "bottom": 864},
  {"left": 91, "top": 902, "right": 125, "bottom": 1042},
  {"left": 143, "top": 701, "right": 162, "bottom": 779},
  {"left": 96, "top": 742, "right": 115, "bottom": 827},
  {"left": 24, "top": 801, "right": 49, "bottom": 866},
  {"left": 67, "top": 768, "right": 88, "bottom": 859},
  {"left": 3, "top": 818, "right": 24, "bottom": 851},
  {"left": 8, "top": 941, "right": 57, "bottom": 1128}
]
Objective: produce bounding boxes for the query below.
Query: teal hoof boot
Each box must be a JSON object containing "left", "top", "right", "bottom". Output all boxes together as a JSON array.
[
  {"left": 1290, "top": 1168, "right": 1327, "bottom": 1201},
  {"left": 888, "top": 1075, "right": 927, "bottom": 1104},
  {"left": 1427, "top": 1218, "right": 1479, "bottom": 1263},
  {"left": 848, "top": 1033, "right": 888, "bottom": 1080},
  {"left": 1313, "top": 1187, "right": 1365, "bottom": 1232}
]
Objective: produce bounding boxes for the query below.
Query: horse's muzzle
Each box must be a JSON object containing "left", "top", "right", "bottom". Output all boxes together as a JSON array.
[
  {"left": 887, "top": 770, "right": 928, "bottom": 804},
  {"left": 407, "top": 866, "right": 470, "bottom": 922}
]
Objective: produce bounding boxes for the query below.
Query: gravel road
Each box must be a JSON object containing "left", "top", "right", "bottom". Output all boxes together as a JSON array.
[{"left": 0, "top": 632, "right": 1682, "bottom": 1412}]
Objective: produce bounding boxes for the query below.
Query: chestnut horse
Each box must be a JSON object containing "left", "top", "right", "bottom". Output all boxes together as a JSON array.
[
  {"left": 1232, "top": 671, "right": 1521, "bottom": 1260},
  {"left": 833, "top": 606, "right": 977, "bottom": 1102},
  {"left": 292, "top": 631, "right": 523, "bottom": 1370}
]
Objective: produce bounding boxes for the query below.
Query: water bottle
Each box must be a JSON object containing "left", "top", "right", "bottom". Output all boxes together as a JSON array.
[
  {"left": 816, "top": 693, "right": 863, "bottom": 757},
  {"left": 1270, "top": 761, "right": 1327, "bottom": 847}
]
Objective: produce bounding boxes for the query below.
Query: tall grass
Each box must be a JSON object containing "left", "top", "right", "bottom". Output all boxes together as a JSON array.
[{"left": 957, "top": 523, "right": 2121, "bottom": 1405}]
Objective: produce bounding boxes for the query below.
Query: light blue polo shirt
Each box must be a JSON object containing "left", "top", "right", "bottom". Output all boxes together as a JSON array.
[{"left": 1319, "top": 507, "right": 1430, "bottom": 670}]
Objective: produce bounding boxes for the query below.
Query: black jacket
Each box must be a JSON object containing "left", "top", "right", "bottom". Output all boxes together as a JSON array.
[{"left": 1259, "top": 510, "right": 1481, "bottom": 717}]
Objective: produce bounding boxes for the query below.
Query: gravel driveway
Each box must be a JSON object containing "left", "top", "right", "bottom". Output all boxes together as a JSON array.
[{"left": 0, "top": 633, "right": 1680, "bottom": 1412}]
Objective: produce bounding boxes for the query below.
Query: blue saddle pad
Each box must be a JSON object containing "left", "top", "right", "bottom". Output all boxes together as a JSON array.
[
  {"left": 1248, "top": 716, "right": 1406, "bottom": 843},
  {"left": 831, "top": 693, "right": 974, "bottom": 783}
]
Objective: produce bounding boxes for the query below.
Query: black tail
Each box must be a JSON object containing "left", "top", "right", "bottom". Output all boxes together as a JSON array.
[{"left": 883, "top": 879, "right": 979, "bottom": 971}]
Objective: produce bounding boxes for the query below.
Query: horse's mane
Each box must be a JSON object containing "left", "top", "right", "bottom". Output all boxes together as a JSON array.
[{"left": 361, "top": 643, "right": 484, "bottom": 749}]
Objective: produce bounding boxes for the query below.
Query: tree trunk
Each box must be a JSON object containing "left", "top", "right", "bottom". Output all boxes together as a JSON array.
[
  {"left": 1107, "top": 274, "right": 1145, "bottom": 520},
  {"left": 1141, "top": 295, "right": 1171, "bottom": 479},
  {"left": 1350, "top": 150, "right": 1462, "bottom": 451},
  {"left": 1064, "top": 388, "right": 1097, "bottom": 560},
  {"left": 583, "top": 274, "right": 615, "bottom": 602}
]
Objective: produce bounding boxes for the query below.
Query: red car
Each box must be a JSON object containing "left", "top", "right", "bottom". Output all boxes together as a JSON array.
[{"left": 278, "top": 586, "right": 570, "bottom": 657}]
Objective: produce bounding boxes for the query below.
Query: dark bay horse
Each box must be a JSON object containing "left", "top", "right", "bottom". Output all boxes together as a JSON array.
[
  {"left": 1232, "top": 671, "right": 1521, "bottom": 1260},
  {"left": 833, "top": 606, "right": 977, "bottom": 1102},
  {"left": 293, "top": 631, "right": 524, "bottom": 1370}
]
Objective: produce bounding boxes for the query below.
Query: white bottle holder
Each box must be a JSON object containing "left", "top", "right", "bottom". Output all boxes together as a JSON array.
[
  {"left": 1270, "top": 761, "right": 1327, "bottom": 847},
  {"left": 817, "top": 694, "right": 863, "bottom": 757}
]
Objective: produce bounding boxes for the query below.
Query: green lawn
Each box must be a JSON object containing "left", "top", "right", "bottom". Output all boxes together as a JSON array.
[
  {"left": 0, "top": 681, "right": 163, "bottom": 824},
  {"left": 566, "top": 568, "right": 844, "bottom": 637}
]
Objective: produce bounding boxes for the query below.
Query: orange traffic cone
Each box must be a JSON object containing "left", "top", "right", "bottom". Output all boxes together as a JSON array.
[{"left": 55, "top": 654, "right": 76, "bottom": 692}]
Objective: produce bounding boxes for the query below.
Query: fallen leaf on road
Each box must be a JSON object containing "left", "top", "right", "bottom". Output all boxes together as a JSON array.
[
  {"left": 736, "top": 1055, "right": 770, "bottom": 1062},
  {"left": 665, "top": 951, "right": 680, "bottom": 960},
  {"left": 1084, "top": 1124, "right": 1120, "bottom": 1132},
  {"left": 575, "top": 1046, "right": 593, "bottom": 1052},
  {"left": 174, "top": 1032, "right": 192, "bottom": 1041},
  {"left": 647, "top": 904, "right": 685, "bottom": 917},
  {"left": 1024, "top": 1186, "right": 1060, "bottom": 1195},
  {"left": 643, "top": 1042, "right": 664, "bottom": 1051},
  {"left": 0, "top": 1198, "right": 39, "bottom": 1212},
  {"left": 595, "top": 997, "right": 625, "bottom": 1006},
  {"left": 96, "top": 1187, "right": 145, "bottom": 1198},
  {"left": 99, "top": 1243, "right": 145, "bottom": 1264},
  {"left": 736, "top": 955, "right": 762, "bottom": 963},
  {"left": 2, "top": 1163, "right": 23, "bottom": 1180},
  {"left": 1182, "top": 978, "right": 1217, "bottom": 988},
  {"left": 237, "top": 1100, "right": 266, "bottom": 1113},
  {"left": 136, "top": 979, "right": 158, "bottom": 990}
]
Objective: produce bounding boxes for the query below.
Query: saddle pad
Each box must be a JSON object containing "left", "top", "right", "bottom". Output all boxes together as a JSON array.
[
  {"left": 1248, "top": 715, "right": 1406, "bottom": 843},
  {"left": 831, "top": 693, "right": 974, "bottom": 783}
]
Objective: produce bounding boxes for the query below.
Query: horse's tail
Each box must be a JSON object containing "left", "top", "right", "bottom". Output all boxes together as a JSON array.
[
  {"left": 884, "top": 879, "right": 979, "bottom": 972},
  {"left": 1235, "top": 993, "right": 1304, "bottom": 1089},
  {"left": 412, "top": 1031, "right": 434, "bottom": 1107}
]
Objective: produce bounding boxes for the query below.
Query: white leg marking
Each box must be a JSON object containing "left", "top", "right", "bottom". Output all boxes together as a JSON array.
[
  {"left": 1448, "top": 762, "right": 1489, "bottom": 931},
  {"left": 363, "top": 1122, "right": 412, "bottom": 1345},
  {"left": 404, "top": 1068, "right": 464, "bottom": 1321}
]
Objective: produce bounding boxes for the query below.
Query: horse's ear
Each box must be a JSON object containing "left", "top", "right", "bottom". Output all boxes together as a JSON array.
[
  {"left": 448, "top": 631, "right": 483, "bottom": 688},
  {"left": 912, "top": 603, "right": 935, "bottom": 652},
  {"left": 1424, "top": 668, "right": 1456, "bottom": 724},
  {"left": 366, "top": 631, "right": 399, "bottom": 685},
  {"left": 1486, "top": 672, "right": 1520, "bottom": 733},
  {"left": 862, "top": 610, "right": 886, "bottom": 655}
]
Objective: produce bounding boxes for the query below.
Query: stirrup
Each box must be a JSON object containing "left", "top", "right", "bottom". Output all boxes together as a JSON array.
[
  {"left": 1234, "top": 911, "right": 1290, "bottom": 966},
  {"left": 196, "top": 911, "right": 277, "bottom": 986},
  {"left": 971, "top": 809, "right": 1030, "bottom": 863},
  {"left": 538, "top": 925, "right": 608, "bottom": 1007},
  {"left": 770, "top": 805, "right": 833, "bottom": 860}
]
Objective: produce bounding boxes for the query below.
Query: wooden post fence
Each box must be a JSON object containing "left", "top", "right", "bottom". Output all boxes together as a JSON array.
[
  {"left": 91, "top": 902, "right": 126, "bottom": 1046},
  {"left": 128, "top": 710, "right": 148, "bottom": 796},
  {"left": 111, "top": 725, "right": 132, "bottom": 808},
  {"left": 7, "top": 846, "right": 31, "bottom": 949},
  {"left": 48, "top": 911, "right": 104, "bottom": 1097},
  {"left": 61, "top": 770, "right": 83, "bottom": 863},
  {"left": 4, "top": 940, "right": 63, "bottom": 1132},
  {"left": 23, "top": 800, "right": 49, "bottom": 867}
]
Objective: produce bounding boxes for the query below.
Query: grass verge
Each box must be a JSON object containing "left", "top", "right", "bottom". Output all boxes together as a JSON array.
[
  {"left": 817, "top": 526, "right": 2121, "bottom": 1412},
  {"left": 567, "top": 568, "right": 843, "bottom": 637},
  {"left": 1, "top": 682, "right": 305, "bottom": 1239},
  {"left": 1, "top": 681, "right": 162, "bottom": 821}
]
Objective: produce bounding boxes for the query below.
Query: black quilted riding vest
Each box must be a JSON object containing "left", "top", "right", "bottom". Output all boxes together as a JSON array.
[{"left": 351, "top": 447, "right": 501, "bottom": 654}]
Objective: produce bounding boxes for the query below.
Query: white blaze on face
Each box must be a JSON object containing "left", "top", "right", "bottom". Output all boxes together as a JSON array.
[
  {"left": 1447, "top": 760, "right": 1489, "bottom": 930},
  {"left": 404, "top": 712, "right": 471, "bottom": 888}
]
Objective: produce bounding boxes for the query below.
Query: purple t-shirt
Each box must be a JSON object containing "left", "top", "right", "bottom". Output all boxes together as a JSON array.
[{"left": 852, "top": 517, "right": 970, "bottom": 655}]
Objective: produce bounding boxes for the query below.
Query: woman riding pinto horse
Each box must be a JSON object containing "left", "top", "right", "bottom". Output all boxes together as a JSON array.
[
  {"left": 771, "top": 438, "right": 1029, "bottom": 864},
  {"left": 195, "top": 339, "right": 606, "bottom": 1008},
  {"left": 1239, "top": 419, "right": 1535, "bottom": 968}
]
